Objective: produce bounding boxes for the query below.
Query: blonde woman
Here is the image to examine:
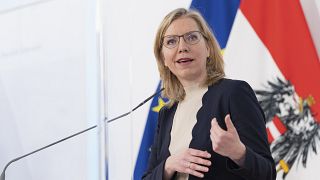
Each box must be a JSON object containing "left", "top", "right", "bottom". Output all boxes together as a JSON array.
[{"left": 143, "top": 8, "right": 276, "bottom": 180}]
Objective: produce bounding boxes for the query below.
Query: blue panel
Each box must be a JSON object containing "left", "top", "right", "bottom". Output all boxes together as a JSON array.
[{"left": 190, "top": 0, "right": 241, "bottom": 48}]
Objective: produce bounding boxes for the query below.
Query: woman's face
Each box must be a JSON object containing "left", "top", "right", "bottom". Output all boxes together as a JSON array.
[{"left": 162, "top": 17, "right": 209, "bottom": 86}]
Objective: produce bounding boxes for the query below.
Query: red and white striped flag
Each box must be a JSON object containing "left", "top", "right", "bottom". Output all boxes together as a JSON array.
[{"left": 223, "top": 0, "right": 320, "bottom": 179}]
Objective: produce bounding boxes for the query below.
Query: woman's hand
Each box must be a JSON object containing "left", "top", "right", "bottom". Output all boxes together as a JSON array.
[
  {"left": 164, "top": 148, "right": 211, "bottom": 179},
  {"left": 210, "top": 114, "right": 246, "bottom": 166}
]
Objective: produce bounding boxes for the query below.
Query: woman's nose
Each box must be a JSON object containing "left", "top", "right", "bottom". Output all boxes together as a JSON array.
[
  {"left": 179, "top": 48, "right": 189, "bottom": 53},
  {"left": 178, "top": 38, "right": 190, "bottom": 53}
]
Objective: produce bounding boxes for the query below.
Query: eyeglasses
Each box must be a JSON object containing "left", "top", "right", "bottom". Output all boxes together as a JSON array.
[{"left": 162, "top": 31, "right": 204, "bottom": 49}]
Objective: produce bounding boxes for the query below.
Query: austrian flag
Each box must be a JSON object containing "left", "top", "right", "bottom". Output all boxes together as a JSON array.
[{"left": 222, "top": 0, "right": 320, "bottom": 179}]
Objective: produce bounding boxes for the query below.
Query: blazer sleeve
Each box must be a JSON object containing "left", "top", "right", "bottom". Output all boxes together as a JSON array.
[
  {"left": 142, "top": 107, "right": 167, "bottom": 180},
  {"left": 226, "top": 81, "right": 276, "bottom": 180}
]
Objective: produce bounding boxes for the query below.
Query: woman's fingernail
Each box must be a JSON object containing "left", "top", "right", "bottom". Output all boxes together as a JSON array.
[{"left": 211, "top": 118, "right": 216, "bottom": 125}]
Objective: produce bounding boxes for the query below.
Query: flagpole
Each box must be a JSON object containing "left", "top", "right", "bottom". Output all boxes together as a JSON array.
[{"left": 96, "top": 0, "right": 108, "bottom": 179}]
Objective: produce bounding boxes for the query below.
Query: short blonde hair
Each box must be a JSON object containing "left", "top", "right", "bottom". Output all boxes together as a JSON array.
[{"left": 154, "top": 8, "right": 225, "bottom": 103}]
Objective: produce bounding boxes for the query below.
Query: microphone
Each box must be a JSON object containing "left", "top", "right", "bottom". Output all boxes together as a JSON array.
[{"left": 0, "top": 88, "right": 164, "bottom": 180}]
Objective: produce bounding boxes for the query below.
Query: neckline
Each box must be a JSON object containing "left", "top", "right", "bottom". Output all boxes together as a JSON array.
[{"left": 184, "top": 84, "right": 207, "bottom": 97}]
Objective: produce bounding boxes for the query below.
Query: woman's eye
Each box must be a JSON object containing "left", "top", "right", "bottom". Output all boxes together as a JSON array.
[
  {"left": 166, "top": 38, "right": 177, "bottom": 45},
  {"left": 187, "top": 34, "right": 198, "bottom": 41}
]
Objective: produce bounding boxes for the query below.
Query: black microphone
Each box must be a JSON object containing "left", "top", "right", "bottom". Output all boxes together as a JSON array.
[{"left": 0, "top": 88, "right": 164, "bottom": 180}]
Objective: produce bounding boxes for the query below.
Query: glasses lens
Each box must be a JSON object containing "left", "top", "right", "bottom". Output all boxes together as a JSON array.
[
  {"left": 163, "top": 36, "right": 178, "bottom": 48},
  {"left": 162, "top": 31, "right": 202, "bottom": 49},
  {"left": 184, "top": 31, "right": 201, "bottom": 45}
]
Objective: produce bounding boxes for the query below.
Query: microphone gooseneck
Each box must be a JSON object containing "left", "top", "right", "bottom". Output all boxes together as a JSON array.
[
  {"left": 107, "top": 88, "right": 164, "bottom": 123},
  {"left": 0, "top": 125, "right": 97, "bottom": 180},
  {"left": 0, "top": 88, "right": 164, "bottom": 180}
]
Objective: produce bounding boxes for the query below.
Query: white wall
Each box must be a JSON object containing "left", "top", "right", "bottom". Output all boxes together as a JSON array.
[{"left": 0, "top": 0, "right": 101, "bottom": 179}]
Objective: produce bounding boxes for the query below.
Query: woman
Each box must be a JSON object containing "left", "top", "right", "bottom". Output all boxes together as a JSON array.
[{"left": 142, "top": 8, "right": 276, "bottom": 180}]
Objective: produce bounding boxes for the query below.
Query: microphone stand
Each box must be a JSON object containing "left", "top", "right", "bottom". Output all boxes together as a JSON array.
[{"left": 0, "top": 88, "right": 164, "bottom": 180}]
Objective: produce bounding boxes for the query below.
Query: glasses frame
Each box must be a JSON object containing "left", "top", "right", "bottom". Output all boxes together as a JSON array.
[{"left": 162, "top": 31, "right": 205, "bottom": 49}]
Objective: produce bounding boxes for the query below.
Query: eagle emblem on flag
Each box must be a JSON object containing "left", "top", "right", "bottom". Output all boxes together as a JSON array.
[{"left": 255, "top": 78, "right": 319, "bottom": 179}]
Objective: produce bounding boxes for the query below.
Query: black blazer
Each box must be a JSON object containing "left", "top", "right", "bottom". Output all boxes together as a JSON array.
[{"left": 142, "top": 79, "right": 276, "bottom": 180}]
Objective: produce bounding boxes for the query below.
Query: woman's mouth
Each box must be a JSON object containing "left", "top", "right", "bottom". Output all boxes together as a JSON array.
[{"left": 176, "top": 58, "right": 194, "bottom": 63}]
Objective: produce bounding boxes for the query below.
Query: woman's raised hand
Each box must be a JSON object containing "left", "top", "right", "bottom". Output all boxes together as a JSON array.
[{"left": 210, "top": 114, "right": 246, "bottom": 166}]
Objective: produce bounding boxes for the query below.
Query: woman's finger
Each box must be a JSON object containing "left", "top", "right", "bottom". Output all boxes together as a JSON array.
[
  {"left": 225, "top": 114, "right": 236, "bottom": 132},
  {"left": 187, "top": 167, "right": 205, "bottom": 178},
  {"left": 187, "top": 155, "right": 211, "bottom": 166},
  {"left": 188, "top": 148, "right": 211, "bottom": 158},
  {"left": 189, "top": 162, "right": 210, "bottom": 172},
  {"left": 211, "top": 118, "right": 225, "bottom": 135}
]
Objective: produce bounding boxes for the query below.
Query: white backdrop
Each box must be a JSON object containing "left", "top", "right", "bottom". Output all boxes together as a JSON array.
[{"left": 0, "top": 0, "right": 102, "bottom": 179}]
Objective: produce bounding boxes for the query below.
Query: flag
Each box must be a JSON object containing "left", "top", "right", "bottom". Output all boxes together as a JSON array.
[
  {"left": 133, "top": 83, "right": 168, "bottom": 179},
  {"left": 134, "top": 0, "right": 320, "bottom": 179},
  {"left": 206, "top": 0, "right": 319, "bottom": 179}
]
